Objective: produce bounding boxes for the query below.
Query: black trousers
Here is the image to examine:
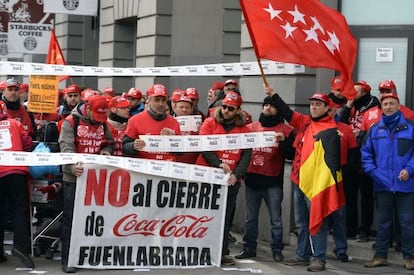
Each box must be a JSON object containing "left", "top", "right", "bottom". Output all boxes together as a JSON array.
[
  {"left": 0, "top": 173, "right": 31, "bottom": 254},
  {"left": 61, "top": 181, "right": 76, "bottom": 266}
]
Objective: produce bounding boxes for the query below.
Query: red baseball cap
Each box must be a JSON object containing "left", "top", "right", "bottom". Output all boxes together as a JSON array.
[
  {"left": 354, "top": 80, "right": 371, "bottom": 93},
  {"left": 176, "top": 95, "right": 193, "bottom": 105},
  {"left": 222, "top": 91, "right": 242, "bottom": 107},
  {"left": 81, "top": 88, "right": 97, "bottom": 102},
  {"left": 6, "top": 78, "right": 20, "bottom": 89},
  {"left": 0, "top": 81, "right": 6, "bottom": 90},
  {"left": 65, "top": 84, "right": 82, "bottom": 94},
  {"left": 378, "top": 80, "right": 396, "bottom": 91},
  {"left": 309, "top": 93, "right": 330, "bottom": 105},
  {"left": 210, "top": 81, "right": 224, "bottom": 91},
  {"left": 224, "top": 79, "right": 238, "bottom": 86},
  {"left": 171, "top": 89, "right": 186, "bottom": 102},
  {"left": 127, "top": 88, "right": 142, "bottom": 99},
  {"left": 102, "top": 87, "right": 115, "bottom": 97},
  {"left": 148, "top": 84, "right": 168, "bottom": 97},
  {"left": 331, "top": 75, "right": 344, "bottom": 91},
  {"left": 186, "top": 87, "right": 199, "bottom": 99},
  {"left": 380, "top": 93, "right": 399, "bottom": 102},
  {"left": 88, "top": 95, "right": 109, "bottom": 122},
  {"left": 109, "top": 96, "right": 131, "bottom": 108},
  {"left": 20, "top": 83, "right": 29, "bottom": 93}
]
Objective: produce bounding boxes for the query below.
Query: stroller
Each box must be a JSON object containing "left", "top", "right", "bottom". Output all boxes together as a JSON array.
[{"left": 30, "top": 121, "right": 63, "bottom": 259}]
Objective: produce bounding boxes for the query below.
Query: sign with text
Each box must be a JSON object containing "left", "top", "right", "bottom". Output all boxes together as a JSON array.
[
  {"left": 68, "top": 164, "right": 227, "bottom": 269},
  {"left": 28, "top": 75, "right": 58, "bottom": 113}
]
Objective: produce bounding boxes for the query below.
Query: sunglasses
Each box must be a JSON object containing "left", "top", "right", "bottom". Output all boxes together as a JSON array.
[{"left": 222, "top": 105, "right": 236, "bottom": 112}]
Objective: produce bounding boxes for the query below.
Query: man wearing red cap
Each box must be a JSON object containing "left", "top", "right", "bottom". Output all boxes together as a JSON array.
[
  {"left": 186, "top": 87, "right": 205, "bottom": 120},
  {"left": 339, "top": 81, "right": 380, "bottom": 242},
  {"left": 196, "top": 91, "right": 252, "bottom": 266},
  {"left": 361, "top": 93, "right": 414, "bottom": 270},
  {"left": 0, "top": 78, "right": 36, "bottom": 138},
  {"left": 122, "top": 84, "right": 181, "bottom": 161},
  {"left": 361, "top": 80, "right": 414, "bottom": 131},
  {"left": 57, "top": 84, "right": 81, "bottom": 120},
  {"left": 328, "top": 75, "right": 347, "bottom": 113},
  {"left": 265, "top": 86, "right": 344, "bottom": 272},
  {"left": 126, "top": 87, "right": 144, "bottom": 116},
  {"left": 19, "top": 83, "right": 29, "bottom": 105},
  {"left": 59, "top": 95, "right": 114, "bottom": 273},
  {"left": 207, "top": 81, "right": 225, "bottom": 113},
  {"left": 224, "top": 79, "right": 239, "bottom": 94},
  {"left": 107, "top": 96, "right": 131, "bottom": 156}
]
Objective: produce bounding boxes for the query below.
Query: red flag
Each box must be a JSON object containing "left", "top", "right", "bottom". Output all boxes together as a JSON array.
[
  {"left": 239, "top": 0, "right": 357, "bottom": 98},
  {"left": 46, "top": 29, "right": 70, "bottom": 82}
]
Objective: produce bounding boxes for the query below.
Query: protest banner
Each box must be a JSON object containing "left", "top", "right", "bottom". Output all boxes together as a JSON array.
[
  {"left": 28, "top": 75, "right": 58, "bottom": 113},
  {"left": 68, "top": 164, "right": 227, "bottom": 269}
]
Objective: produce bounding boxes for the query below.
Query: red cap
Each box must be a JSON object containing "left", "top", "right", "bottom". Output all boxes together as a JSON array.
[
  {"left": 224, "top": 79, "right": 238, "bottom": 86},
  {"left": 0, "top": 81, "right": 6, "bottom": 90},
  {"left": 127, "top": 88, "right": 142, "bottom": 99},
  {"left": 309, "top": 93, "right": 330, "bottom": 105},
  {"left": 176, "top": 95, "right": 193, "bottom": 104},
  {"left": 102, "top": 87, "right": 115, "bottom": 97},
  {"left": 6, "top": 78, "right": 20, "bottom": 88},
  {"left": 354, "top": 80, "right": 371, "bottom": 93},
  {"left": 109, "top": 96, "right": 131, "bottom": 108},
  {"left": 65, "top": 84, "right": 82, "bottom": 94},
  {"left": 171, "top": 89, "right": 186, "bottom": 102},
  {"left": 210, "top": 81, "right": 224, "bottom": 91},
  {"left": 81, "top": 88, "right": 97, "bottom": 102},
  {"left": 88, "top": 95, "right": 109, "bottom": 122},
  {"left": 331, "top": 75, "right": 344, "bottom": 91},
  {"left": 20, "top": 83, "right": 29, "bottom": 93},
  {"left": 378, "top": 80, "right": 396, "bottom": 91},
  {"left": 186, "top": 87, "right": 199, "bottom": 99},
  {"left": 380, "top": 93, "right": 399, "bottom": 102},
  {"left": 222, "top": 91, "right": 242, "bottom": 107},
  {"left": 148, "top": 84, "right": 168, "bottom": 97}
]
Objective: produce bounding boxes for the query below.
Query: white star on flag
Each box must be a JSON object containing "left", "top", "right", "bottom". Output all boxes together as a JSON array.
[
  {"left": 281, "top": 21, "right": 297, "bottom": 38},
  {"left": 310, "top": 16, "right": 325, "bottom": 34},
  {"left": 263, "top": 3, "right": 282, "bottom": 20},
  {"left": 288, "top": 5, "right": 306, "bottom": 24},
  {"left": 323, "top": 39, "right": 336, "bottom": 54},
  {"left": 328, "top": 31, "right": 340, "bottom": 51},
  {"left": 303, "top": 27, "right": 319, "bottom": 43}
]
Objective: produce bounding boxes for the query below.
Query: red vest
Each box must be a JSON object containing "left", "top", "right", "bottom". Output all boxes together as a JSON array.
[
  {"left": 246, "top": 121, "right": 293, "bottom": 177},
  {"left": 0, "top": 101, "right": 34, "bottom": 137},
  {"left": 66, "top": 115, "right": 107, "bottom": 154}
]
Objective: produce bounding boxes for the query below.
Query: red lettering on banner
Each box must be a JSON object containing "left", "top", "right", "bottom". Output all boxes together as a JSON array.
[
  {"left": 108, "top": 169, "right": 131, "bottom": 207},
  {"left": 113, "top": 214, "right": 213, "bottom": 238},
  {"left": 84, "top": 169, "right": 131, "bottom": 207}
]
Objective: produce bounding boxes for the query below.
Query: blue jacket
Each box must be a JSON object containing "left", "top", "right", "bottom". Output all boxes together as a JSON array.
[{"left": 361, "top": 115, "right": 414, "bottom": 193}]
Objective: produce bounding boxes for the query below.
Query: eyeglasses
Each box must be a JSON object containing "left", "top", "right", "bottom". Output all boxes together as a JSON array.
[
  {"left": 222, "top": 105, "right": 236, "bottom": 112},
  {"left": 224, "top": 87, "right": 238, "bottom": 91},
  {"left": 379, "top": 89, "right": 392, "bottom": 94}
]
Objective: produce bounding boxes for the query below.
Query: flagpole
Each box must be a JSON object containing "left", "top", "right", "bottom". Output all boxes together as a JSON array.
[{"left": 256, "top": 58, "right": 269, "bottom": 88}]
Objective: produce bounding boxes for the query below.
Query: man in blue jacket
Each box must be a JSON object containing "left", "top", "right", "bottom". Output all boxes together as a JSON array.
[{"left": 361, "top": 93, "right": 414, "bottom": 270}]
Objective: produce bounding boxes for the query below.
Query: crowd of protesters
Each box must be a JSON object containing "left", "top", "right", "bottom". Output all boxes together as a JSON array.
[{"left": 0, "top": 76, "right": 414, "bottom": 273}]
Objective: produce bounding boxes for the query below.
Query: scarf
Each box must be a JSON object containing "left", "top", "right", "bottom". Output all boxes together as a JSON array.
[
  {"left": 147, "top": 106, "right": 167, "bottom": 121},
  {"left": 259, "top": 113, "right": 284, "bottom": 127},
  {"left": 382, "top": 110, "right": 401, "bottom": 131},
  {"left": 109, "top": 112, "right": 128, "bottom": 124}
]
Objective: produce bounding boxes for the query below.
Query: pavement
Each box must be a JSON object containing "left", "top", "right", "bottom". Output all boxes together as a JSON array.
[{"left": 0, "top": 230, "right": 412, "bottom": 275}]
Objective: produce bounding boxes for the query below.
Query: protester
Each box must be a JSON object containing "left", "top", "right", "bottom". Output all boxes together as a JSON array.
[
  {"left": 328, "top": 75, "right": 347, "bottom": 117},
  {"left": 19, "top": 83, "right": 29, "bottom": 105},
  {"left": 0, "top": 108, "right": 34, "bottom": 268},
  {"left": 235, "top": 96, "right": 294, "bottom": 262},
  {"left": 107, "top": 96, "right": 131, "bottom": 156},
  {"left": 196, "top": 91, "right": 252, "bottom": 266},
  {"left": 207, "top": 81, "right": 225, "bottom": 112},
  {"left": 122, "top": 84, "right": 181, "bottom": 160},
  {"left": 126, "top": 87, "right": 144, "bottom": 116},
  {"left": 265, "top": 86, "right": 344, "bottom": 272},
  {"left": 361, "top": 93, "right": 414, "bottom": 270},
  {"left": 57, "top": 84, "right": 82, "bottom": 120},
  {"left": 339, "top": 80, "right": 379, "bottom": 241},
  {"left": 186, "top": 87, "right": 205, "bottom": 120},
  {"left": 59, "top": 95, "right": 114, "bottom": 273},
  {"left": 174, "top": 95, "right": 200, "bottom": 164},
  {"left": 0, "top": 78, "right": 36, "bottom": 138}
]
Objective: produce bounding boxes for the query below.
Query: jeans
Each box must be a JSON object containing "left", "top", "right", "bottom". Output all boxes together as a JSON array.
[
  {"left": 293, "top": 184, "right": 311, "bottom": 260},
  {"left": 331, "top": 206, "right": 348, "bottom": 255},
  {"left": 61, "top": 181, "right": 76, "bottom": 266},
  {"left": 374, "top": 191, "right": 414, "bottom": 259},
  {"left": 0, "top": 174, "right": 31, "bottom": 254},
  {"left": 242, "top": 185, "right": 283, "bottom": 254},
  {"left": 222, "top": 184, "right": 240, "bottom": 256}
]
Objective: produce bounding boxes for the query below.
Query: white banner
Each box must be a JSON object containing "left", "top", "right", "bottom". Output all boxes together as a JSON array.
[
  {"left": 44, "top": 0, "right": 98, "bottom": 16},
  {"left": 0, "top": 60, "right": 305, "bottom": 76},
  {"left": 8, "top": 23, "right": 53, "bottom": 54},
  {"left": 68, "top": 164, "right": 226, "bottom": 269},
  {"left": 175, "top": 115, "right": 202, "bottom": 133}
]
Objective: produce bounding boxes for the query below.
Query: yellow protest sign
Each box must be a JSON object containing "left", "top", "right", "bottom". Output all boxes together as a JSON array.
[{"left": 28, "top": 75, "right": 59, "bottom": 114}]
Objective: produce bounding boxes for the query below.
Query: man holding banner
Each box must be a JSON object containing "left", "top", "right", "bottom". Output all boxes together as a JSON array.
[
  {"left": 59, "top": 95, "right": 114, "bottom": 273},
  {"left": 196, "top": 92, "right": 252, "bottom": 266}
]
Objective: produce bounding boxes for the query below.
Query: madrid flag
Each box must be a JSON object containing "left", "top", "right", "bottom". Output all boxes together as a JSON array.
[
  {"left": 46, "top": 29, "right": 70, "bottom": 82},
  {"left": 239, "top": 0, "right": 357, "bottom": 98}
]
